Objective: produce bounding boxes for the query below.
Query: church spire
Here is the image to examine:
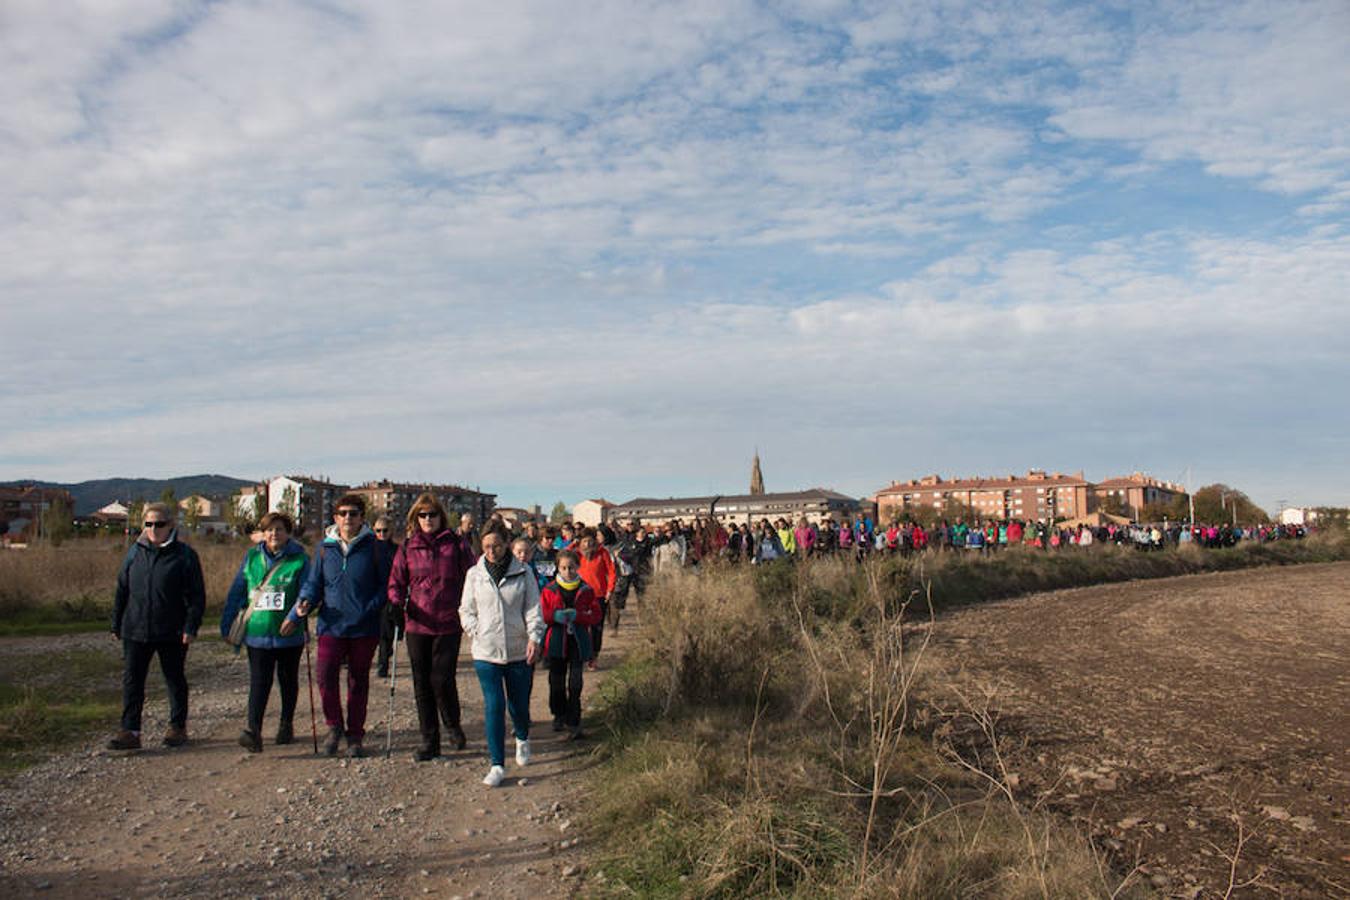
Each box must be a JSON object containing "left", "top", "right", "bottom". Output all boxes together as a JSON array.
[{"left": 750, "top": 450, "right": 765, "bottom": 496}]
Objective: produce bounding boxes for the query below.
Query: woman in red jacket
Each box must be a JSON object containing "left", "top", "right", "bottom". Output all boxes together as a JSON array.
[
  {"left": 576, "top": 529, "right": 615, "bottom": 671},
  {"left": 540, "top": 549, "right": 603, "bottom": 739},
  {"left": 386, "top": 493, "right": 475, "bottom": 760}
]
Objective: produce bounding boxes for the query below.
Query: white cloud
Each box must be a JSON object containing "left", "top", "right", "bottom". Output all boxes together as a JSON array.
[{"left": 1, "top": 1, "right": 1347, "bottom": 510}]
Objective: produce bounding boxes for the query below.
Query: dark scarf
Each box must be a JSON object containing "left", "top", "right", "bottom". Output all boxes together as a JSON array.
[{"left": 485, "top": 554, "right": 511, "bottom": 585}]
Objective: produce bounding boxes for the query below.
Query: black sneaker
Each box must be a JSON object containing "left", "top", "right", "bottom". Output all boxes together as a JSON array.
[
  {"left": 323, "top": 727, "right": 342, "bottom": 757},
  {"left": 238, "top": 729, "right": 262, "bottom": 753},
  {"left": 275, "top": 720, "right": 294, "bottom": 745},
  {"left": 346, "top": 740, "right": 366, "bottom": 759},
  {"left": 414, "top": 744, "right": 440, "bottom": 762},
  {"left": 450, "top": 725, "right": 467, "bottom": 751},
  {"left": 551, "top": 718, "right": 565, "bottom": 732}
]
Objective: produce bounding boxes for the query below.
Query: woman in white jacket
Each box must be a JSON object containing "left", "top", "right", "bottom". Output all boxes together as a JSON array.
[{"left": 459, "top": 525, "right": 545, "bottom": 787}]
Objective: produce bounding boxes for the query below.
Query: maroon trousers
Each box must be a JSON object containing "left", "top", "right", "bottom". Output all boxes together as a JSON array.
[{"left": 315, "top": 635, "right": 380, "bottom": 740}]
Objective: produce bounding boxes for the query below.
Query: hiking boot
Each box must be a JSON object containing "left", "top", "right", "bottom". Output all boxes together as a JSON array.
[
  {"left": 238, "top": 729, "right": 262, "bottom": 753},
  {"left": 162, "top": 725, "right": 188, "bottom": 747},
  {"left": 414, "top": 743, "right": 440, "bottom": 762},
  {"left": 346, "top": 739, "right": 366, "bottom": 759},
  {"left": 449, "top": 725, "right": 467, "bottom": 751},
  {"left": 274, "top": 720, "right": 294, "bottom": 745},
  {"left": 107, "top": 730, "right": 141, "bottom": 751},
  {"left": 323, "top": 727, "right": 342, "bottom": 757}
]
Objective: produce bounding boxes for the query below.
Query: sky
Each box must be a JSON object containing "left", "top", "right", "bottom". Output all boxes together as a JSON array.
[{"left": 2, "top": 0, "right": 1348, "bottom": 514}]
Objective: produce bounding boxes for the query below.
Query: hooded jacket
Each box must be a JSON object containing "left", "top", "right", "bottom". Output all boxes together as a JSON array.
[
  {"left": 112, "top": 532, "right": 206, "bottom": 642},
  {"left": 386, "top": 527, "right": 475, "bottom": 635},
  {"left": 219, "top": 538, "right": 310, "bottom": 649},
  {"left": 458, "top": 556, "right": 544, "bottom": 664},
  {"left": 300, "top": 524, "right": 392, "bottom": 639}
]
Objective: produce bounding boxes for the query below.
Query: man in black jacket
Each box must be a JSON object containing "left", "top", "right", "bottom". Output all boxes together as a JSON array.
[{"left": 108, "top": 502, "right": 206, "bottom": 750}]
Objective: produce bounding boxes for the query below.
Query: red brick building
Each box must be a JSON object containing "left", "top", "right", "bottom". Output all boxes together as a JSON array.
[
  {"left": 874, "top": 470, "right": 1090, "bottom": 523},
  {"left": 1091, "top": 473, "right": 1186, "bottom": 518}
]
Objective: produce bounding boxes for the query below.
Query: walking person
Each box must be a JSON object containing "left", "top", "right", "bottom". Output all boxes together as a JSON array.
[
  {"left": 373, "top": 515, "right": 404, "bottom": 679},
  {"left": 219, "top": 512, "right": 311, "bottom": 753},
  {"left": 386, "top": 494, "right": 475, "bottom": 761},
  {"left": 108, "top": 502, "right": 206, "bottom": 750},
  {"left": 540, "top": 549, "right": 602, "bottom": 739},
  {"left": 295, "top": 494, "right": 393, "bottom": 758},
  {"left": 576, "top": 528, "right": 615, "bottom": 670},
  {"left": 460, "top": 526, "right": 544, "bottom": 787}
]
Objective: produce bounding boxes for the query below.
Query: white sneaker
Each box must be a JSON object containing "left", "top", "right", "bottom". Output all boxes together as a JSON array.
[
  {"left": 515, "top": 738, "right": 531, "bottom": 767},
  {"left": 482, "top": 764, "right": 505, "bottom": 787}
]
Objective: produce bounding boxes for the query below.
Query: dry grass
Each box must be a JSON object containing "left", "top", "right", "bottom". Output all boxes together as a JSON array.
[
  {"left": 0, "top": 538, "right": 252, "bottom": 632},
  {"left": 587, "top": 557, "right": 1159, "bottom": 898}
]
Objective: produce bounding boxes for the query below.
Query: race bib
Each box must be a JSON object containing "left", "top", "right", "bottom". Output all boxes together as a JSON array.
[{"left": 252, "top": 590, "right": 286, "bottom": 611}]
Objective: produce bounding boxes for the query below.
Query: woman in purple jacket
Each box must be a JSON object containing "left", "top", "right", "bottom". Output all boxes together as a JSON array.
[{"left": 386, "top": 493, "right": 476, "bottom": 760}]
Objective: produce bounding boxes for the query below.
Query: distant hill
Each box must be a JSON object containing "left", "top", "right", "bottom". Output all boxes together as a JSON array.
[{"left": 1, "top": 474, "right": 257, "bottom": 516}]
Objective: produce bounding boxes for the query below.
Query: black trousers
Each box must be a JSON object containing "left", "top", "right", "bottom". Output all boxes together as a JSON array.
[
  {"left": 591, "top": 598, "right": 608, "bottom": 656},
  {"left": 547, "top": 655, "right": 585, "bottom": 727},
  {"left": 121, "top": 639, "right": 188, "bottom": 732},
  {"left": 405, "top": 632, "right": 462, "bottom": 748},
  {"left": 376, "top": 604, "right": 404, "bottom": 675},
  {"left": 246, "top": 645, "right": 302, "bottom": 734}
]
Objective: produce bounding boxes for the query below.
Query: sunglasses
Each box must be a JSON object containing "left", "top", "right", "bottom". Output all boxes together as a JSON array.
[
  {"left": 374, "top": 528, "right": 388, "bottom": 534},
  {"left": 416, "top": 511, "right": 439, "bottom": 519},
  {"left": 143, "top": 521, "right": 170, "bottom": 529},
  {"left": 335, "top": 509, "right": 363, "bottom": 518}
]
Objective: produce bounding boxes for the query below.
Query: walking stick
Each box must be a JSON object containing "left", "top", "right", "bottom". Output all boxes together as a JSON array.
[
  {"left": 304, "top": 625, "right": 319, "bottom": 754},
  {"left": 385, "top": 624, "right": 399, "bottom": 759}
]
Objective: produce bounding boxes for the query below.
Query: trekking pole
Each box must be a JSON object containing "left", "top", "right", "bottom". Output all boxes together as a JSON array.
[
  {"left": 385, "top": 623, "right": 399, "bottom": 759},
  {"left": 304, "top": 625, "right": 319, "bottom": 754}
]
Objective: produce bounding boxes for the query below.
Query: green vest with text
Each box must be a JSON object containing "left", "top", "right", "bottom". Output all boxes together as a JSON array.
[{"left": 243, "top": 547, "right": 308, "bottom": 638}]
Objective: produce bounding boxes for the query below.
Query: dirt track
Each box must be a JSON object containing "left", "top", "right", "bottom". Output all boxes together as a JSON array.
[
  {"left": 0, "top": 625, "right": 631, "bottom": 898},
  {"left": 920, "top": 561, "right": 1350, "bottom": 898}
]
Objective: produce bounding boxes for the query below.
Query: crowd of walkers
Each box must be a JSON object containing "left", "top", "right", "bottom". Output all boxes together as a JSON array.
[
  {"left": 109, "top": 494, "right": 621, "bottom": 788},
  {"left": 107, "top": 497, "right": 1310, "bottom": 786}
]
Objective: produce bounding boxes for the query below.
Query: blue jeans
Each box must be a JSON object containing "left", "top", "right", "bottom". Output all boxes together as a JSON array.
[{"left": 473, "top": 660, "right": 532, "bottom": 766}]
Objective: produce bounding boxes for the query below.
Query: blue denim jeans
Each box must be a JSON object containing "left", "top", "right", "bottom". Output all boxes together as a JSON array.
[{"left": 473, "top": 659, "right": 532, "bottom": 766}]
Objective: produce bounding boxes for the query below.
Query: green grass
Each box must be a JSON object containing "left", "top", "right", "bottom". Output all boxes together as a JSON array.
[{"left": 0, "top": 646, "right": 122, "bottom": 773}]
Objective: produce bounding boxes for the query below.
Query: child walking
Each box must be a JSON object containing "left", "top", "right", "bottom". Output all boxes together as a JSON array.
[{"left": 539, "top": 549, "right": 602, "bottom": 740}]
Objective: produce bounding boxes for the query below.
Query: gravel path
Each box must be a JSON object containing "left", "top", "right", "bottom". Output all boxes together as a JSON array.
[{"left": 0, "top": 623, "right": 634, "bottom": 898}]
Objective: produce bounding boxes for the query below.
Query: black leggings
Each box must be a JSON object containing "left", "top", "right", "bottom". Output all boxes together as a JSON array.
[
  {"left": 405, "top": 632, "right": 462, "bottom": 746},
  {"left": 547, "top": 656, "right": 585, "bottom": 727},
  {"left": 246, "top": 645, "right": 302, "bottom": 734}
]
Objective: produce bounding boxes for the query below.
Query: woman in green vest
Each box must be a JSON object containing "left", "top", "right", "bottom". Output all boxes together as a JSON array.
[{"left": 220, "top": 511, "right": 312, "bottom": 753}]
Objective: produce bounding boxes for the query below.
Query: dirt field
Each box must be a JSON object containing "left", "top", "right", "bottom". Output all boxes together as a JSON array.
[
  {"left": 0, "top": 625, "right": 633, "bottom": 898},
  {"left": 919, "top": 562, "right": 1350, "bottom": 898}
]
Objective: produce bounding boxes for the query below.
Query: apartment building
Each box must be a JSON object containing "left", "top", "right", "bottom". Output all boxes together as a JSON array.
[
  {"left": 267, "top": 475, "right": 350, "bottom": 537},
  {"left": 1091, "top": 473, "right": 1186, "bottom": 517},
  {"left": 350, "top": 480, "right": 496, "bottom": 531},
  {"left": 874, "top": 470, "right": 1091, "bottom": 523}
]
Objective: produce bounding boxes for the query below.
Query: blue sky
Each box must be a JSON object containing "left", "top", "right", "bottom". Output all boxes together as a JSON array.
[{"left": 2, "top": 0, "right": 1347, "bottom": 513}]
